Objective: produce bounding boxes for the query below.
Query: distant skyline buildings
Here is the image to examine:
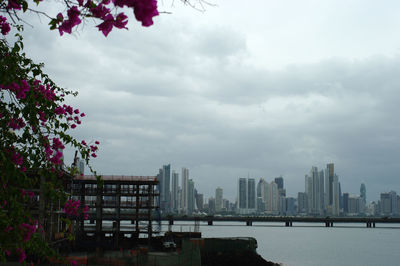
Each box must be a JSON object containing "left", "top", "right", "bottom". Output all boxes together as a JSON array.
[
  {"left": 155, "top": 162, "right": 399, "bottom": 217},
  {"left": 237, "top": 178, "right": 256, "bottom": 214}
]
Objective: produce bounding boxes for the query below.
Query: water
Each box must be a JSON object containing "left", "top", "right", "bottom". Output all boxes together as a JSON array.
[{"left": 162, "top": 221, "right": 400, "bottom": 266}]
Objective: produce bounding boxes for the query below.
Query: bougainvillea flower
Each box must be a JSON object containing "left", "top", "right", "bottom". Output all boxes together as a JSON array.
[
  {"left": 0, "top": 16, "right": 11, "bottom": 35},
  {"left": 96, "top": 14, "right": 114, "bottom": 36},
  {"left": 133, "top": 0, "right": 159, "bottom": 27},
  {"left": 114, "top": 13, "right": 128, "bottom": 29}
]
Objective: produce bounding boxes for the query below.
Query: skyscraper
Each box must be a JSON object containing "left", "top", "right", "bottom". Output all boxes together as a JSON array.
[
  {"left": 237, "top": 178, "right": 256, "bottom": 214},
  {"left": 195, "top": 193, "right": 204, "bottom": 211},
  {"left": 237, "top": 178, "right": 247, "bottom": 213},
  {"left": 215, "top": 187, "right": 223, "bottom": 212},
  {"left": 360, "top": 183, "right": 366, "bottom": 204},
  {"left": 78, "top": 159, "right": 84, "bottom": 175},
  {"left": 268, "top": 181, "right": 279, "bottom": 213},
  {"left": 188, "top": 179, "right": 195, "bottom": 214},
  {"left": 159, "top": 164, "right": 171, "bottom": 212},
  {"left": 332, "top": 174, "right": 340, "bottom": 215},
  {"left": 305, "top": 166, "right": 324, "bottom": 215},
  {"left": 325, "top": 163, "right": 334, "bottom": 209},
  {"left": 275, "top": 176, "right": 284, "bottom": 190},
  {"left": 325, "top": 163, "right": 340, "bottom": 215},
  {"left": 247, "top": 178, "right": 256, "bottom": 210},
  {"left": 181, "top": 167, "right": 189, "bottom": 214},
  {"left": 171, "top": 171, "right": 179, "bottom": 212}
]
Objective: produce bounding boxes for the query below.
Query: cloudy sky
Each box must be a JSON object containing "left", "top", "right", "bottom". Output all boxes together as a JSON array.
[{"left": 16, "top": 0, "right": 400, "bottom": 201}]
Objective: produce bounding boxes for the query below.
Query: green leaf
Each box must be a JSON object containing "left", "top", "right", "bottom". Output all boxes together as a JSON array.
[{"left": 22, "top": 1, "right": 28, "bottom": 12}]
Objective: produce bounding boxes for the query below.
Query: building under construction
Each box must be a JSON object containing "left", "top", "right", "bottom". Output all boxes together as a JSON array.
[{"left": 69, "top": 175, "right": 159, "bottom": 250}]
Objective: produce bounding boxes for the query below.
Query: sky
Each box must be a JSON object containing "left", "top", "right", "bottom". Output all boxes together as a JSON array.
[{"left": 14, "top": 0, "right": 400, "bottom": 202}]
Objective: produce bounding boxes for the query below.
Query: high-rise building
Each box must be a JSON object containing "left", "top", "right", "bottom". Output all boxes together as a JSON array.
[
  {"left": 332, "top": 174, "right": 340, "bottom": 216},
  {"left": 195, "top": 193, "right": 204, "bottom": 211},
  {"left": 237, "top": 178, "right": 247, "bottom": 213},
  {"left": 159, "top": 164, "right": 171, "bottom": 212},
  {"left": 237, "top": 178, "right": 256, "bottom": 214},
  {"left": 181, "top": 167, "right": 189, "bottom": 214},
  {"left": 256, "top": 179, "right": 266, "bottom": 213},
  {"left": 171, "top": 171, "right": 179, "bottom": 212},
  {"left": 325, "top": 163, "right": 334, "bottom": 211},
  {"left": 286, "top": 197, "right": 296, "bottom": 216},
  {"left": 360, "top": 183, "right": 366, "bottom": 204},
  {"left": 275, "top": 176, "right": 284, "bottom": 190},
  {"left": 215, "top": 187, "right": 223, "bottom": 212},
  {"left": 78, "top": 159, "right": 84, "bottom": 175},
  {"left": 380, "top": 192, "right": 392, "bottom": 215},
  {"left": 248, "top": 178, "right": 256, "bottom": 210},
  {"left": 343, "top": 192, "right": 349, "bottom": 213},
  {"left": 305, "top": 166, "right": 324, "bottom": 215},
  {"left": 188, "top": 179, "right": 195, "bottom": 214},
  {"left": 297, "top": 192, "right": 308, "bottom": 214},
  {"left": 208, "top": 197, "right": 215, "bottom": 214},
  {"left": 266, "top": 181, "right": 279, "bottom": 214}
]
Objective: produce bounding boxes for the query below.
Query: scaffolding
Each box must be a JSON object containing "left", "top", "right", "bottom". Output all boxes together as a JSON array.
[{"left": 70, "top": 175, "right": 159, "bottom": 249}]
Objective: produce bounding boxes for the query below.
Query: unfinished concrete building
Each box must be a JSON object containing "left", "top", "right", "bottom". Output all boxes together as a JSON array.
[{"left": 70, "top": 175, "right": 159, "bottom": 249}]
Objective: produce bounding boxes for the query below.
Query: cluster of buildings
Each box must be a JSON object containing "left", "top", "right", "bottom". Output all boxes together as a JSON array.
[{"left": 156, "top": 163, "right": 400, "bottom": 217}]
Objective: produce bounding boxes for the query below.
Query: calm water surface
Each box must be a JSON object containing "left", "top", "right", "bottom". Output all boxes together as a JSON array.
[{"left": 163, "top": 221, "right": 400, "bottom": 266}]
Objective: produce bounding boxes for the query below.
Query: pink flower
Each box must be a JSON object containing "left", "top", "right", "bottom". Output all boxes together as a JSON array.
[
  {"left": 0, "top": 16, "right": 11, "bottom": 35},
  {"left": 11, "top": 151, "right": 23, "bottom": 166},
  {"left": 7, "top": 0, "right": 21, "bottom": 10},
  {"left": 90, "top": 3, "right": 111, "bottom": 19},
  {"left": 133, "top": 0, "right": 159, "bottom": 27},
  {"left": 4, "top": 250, "right": 11, "bottom": 256},
  {"left": 74, "top": 108, "right": 80, "bottom": 114},
  {"left": 4, "top": 226, "right": 13, "bottom": 233},
  {"left": 91, "top": 153, "right": 97, "bottom": 158},
  {"left": 70, "top": 260, "right": 77, "bottom": 266},
  {"left": 97, "top": 14, "right": 114, "bottom": 37},
  {"left": 71, "top": 124, "right": 77, "bottom": 129},
  {"left": 95, "top": 140, "right": 100, "bottom": 145},
  {"left": 55, "top": 106, "right": 66, "bottom": 115},
  {"left": 115, "top": 13, "right": 128, "bottom": 29},
  {"left": 57, "top": 12, "right": 64, "bottom": 21},
  {"left": 16, "top": 248, "right": 26, "bottom": 263},
  {"left": 20, "top": 222, "right": 37, "bottom": 242},
  {"left": 80, "top": 113, "right": 85, "bottom": 117},
  {"left": 59, "top": 6, "right": 82, "bottom": 36},
  {"left": 81, "top": 140, "right": 87, "bottom": 145},
  {"left": 9, "top": 117, "right": 26, "bottom": 130}
]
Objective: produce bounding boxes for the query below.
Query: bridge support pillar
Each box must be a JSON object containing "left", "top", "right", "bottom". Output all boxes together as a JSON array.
[
  {"left": 373, "top": 222, "right": 376, "bottom": 228},
  {"left": 246, "top": 221, "right": 252, "bottom": 226},
  {"left": 325, "top": 222, "right": 333, "bottom": 227},
  {"left": 285, "top": 221, "right": 292, "bottom": 227},
  {"left": 366, "top": 222, "right": 370, "bottom": 228},
  {"left": 169, "top": 219, "right": 174, "bottom": 225},
  {"left": 208, "top": 220, "right": 213, "bottom": 226}
]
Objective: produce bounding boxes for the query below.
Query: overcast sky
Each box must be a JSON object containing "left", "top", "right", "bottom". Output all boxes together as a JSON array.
[{"left": 16, "top": 0, "right": 400, "bottom": 202}]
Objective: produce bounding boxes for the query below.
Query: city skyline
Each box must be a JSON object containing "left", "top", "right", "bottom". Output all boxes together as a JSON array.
[{"left": 154, "top": 162, "right": 396, "bottom": 209}]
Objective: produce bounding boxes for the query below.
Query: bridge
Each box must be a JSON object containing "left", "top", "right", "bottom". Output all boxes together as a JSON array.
[{"left": 163, "top": 215, "right": 400, "bottom": 228}]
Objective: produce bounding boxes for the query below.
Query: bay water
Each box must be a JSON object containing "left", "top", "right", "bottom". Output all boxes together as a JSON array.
[{"left": 163, "top": 221, "right": 400, "bottom": 266}]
